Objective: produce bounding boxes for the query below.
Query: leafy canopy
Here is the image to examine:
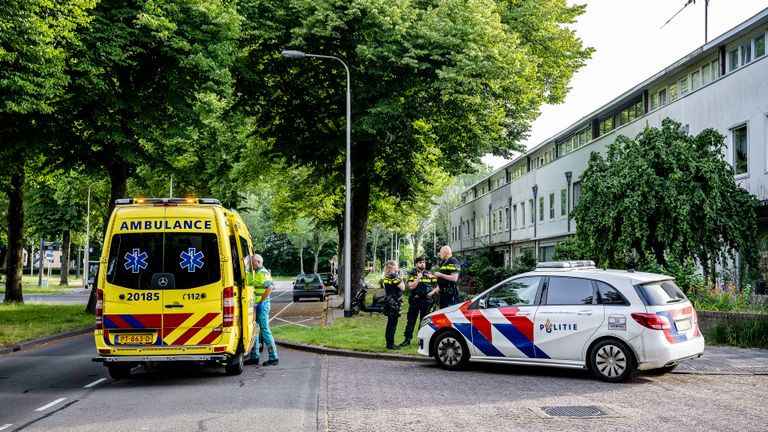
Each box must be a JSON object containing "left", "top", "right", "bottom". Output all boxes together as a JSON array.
[{"left": 571, "top": 118, "right": 759, "bottom": 272}]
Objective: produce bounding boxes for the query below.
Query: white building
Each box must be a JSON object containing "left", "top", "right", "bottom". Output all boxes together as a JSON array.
[{"left": 450, "top": 8, "right": 768, "bottom": 284}]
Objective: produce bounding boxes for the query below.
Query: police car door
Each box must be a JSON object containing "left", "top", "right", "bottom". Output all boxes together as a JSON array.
[
  {"left": 534, "top": 276, "right": 604, "bottom": 361},
  {"left": 470, "top": 276, "right": 543, "bottom": 360},
  {"left": 161, "top": 207, "right": 223, "bottom": 347}
]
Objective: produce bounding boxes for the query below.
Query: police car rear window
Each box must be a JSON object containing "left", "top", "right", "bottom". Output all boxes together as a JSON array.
[
  {"left": 106, "top": 233, "right": 221, "bottom": 290},
  {"left": 635, "top": 280, "right": 687, "bottom": 306}
]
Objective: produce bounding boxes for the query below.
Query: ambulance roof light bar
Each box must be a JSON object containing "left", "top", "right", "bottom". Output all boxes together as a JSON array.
[
  {"left": 114, "top": 198, "right": 222, "bottom": 205},
  {"left": 536, "top": 260, "right": 596, "bottom": 270}
]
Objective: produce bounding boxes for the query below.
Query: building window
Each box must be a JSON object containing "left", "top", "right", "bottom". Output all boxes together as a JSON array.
[
  {"left": 658, "top": 89, "right": 667, "bottom": 106},
  {"left": 668, "top": 83, "right": 678, "bottom": 102},
  {"left": 728, "top": 48, "right": 739, "bottom": 72},
  {"left": 599, "top": 117, "right": 614, "bottom": 134},
  {"left": 539, "top": 197, "right": 544, "bottom": 222},
  {"left": 741, "top": 42, "right": 752, "bottom": 65},
  {"left": 504, "top": 207, "right": 509, "bottom": 231},
  {"left": 548, "top": 193, "right": 555, "bottom": 219},
  {"left": 521, "top": 203, "right": 526, "bottom": 227},
  {"left": 756, "top": 33, "right": 766, "bottom": 58},
  {"left": 732, "top": 125, "right": 748, "bottom": 175},
  {"left": 513, "top": 205, "right": 518, "bottom": 229},
  {"left": 679, "top": 77, "right": 688, "bottom": 96},
  {"left": 573, "top": 182, "right": 581, "bottom": 207},
  {"left": 702, "top": 63, "right": 711, "bottom": 85},
  {"left": 561, "top": 189, "right": 567, "bottom": 216},
  {"left": 711, "top": 59, "right": 719, "bottom": 79},
  {"left": 691, "top": 70, "right": 701, "bottom": 91},
  {"left": 529, "top": 199, "right": 534, "bottom": 224},
  {"left": 492, "top": 212, "right": 497, "bottom": 233}
]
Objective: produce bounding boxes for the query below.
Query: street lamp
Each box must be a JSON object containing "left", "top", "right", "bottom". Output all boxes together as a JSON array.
[
  {"left": 281, "top": 49, "right": 353, "bottom": 317},
  {"left": 83, "top": 180, "right": 103, "bottom": 289}
]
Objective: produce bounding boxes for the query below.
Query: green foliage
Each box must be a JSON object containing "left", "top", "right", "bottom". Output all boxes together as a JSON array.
[
  {"left": 552, "top": 236, "right": 591, "bottom": 261},
  {"left": 572, "top": 119, "right": 760, "bottom": 275},
  {"left": 687, "top": 275, "right": 766, "bottom": 313},
  {"left": 462, "top": 249, "right": 536, "bottom": 292},
  {"left": 707, "top": 319, "right": 768, "bottom": 349}
]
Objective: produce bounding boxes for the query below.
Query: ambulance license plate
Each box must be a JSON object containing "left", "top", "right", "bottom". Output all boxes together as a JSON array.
[
  {"left": 116, "top": 334, "right": 153, "bottom": 344},
  {"left": 675, "top": 319, "right": 692, "bottom": 332}
]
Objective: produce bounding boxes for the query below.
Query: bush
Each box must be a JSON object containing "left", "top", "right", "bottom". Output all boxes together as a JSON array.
[
  {"left": 707, "top": 319, "right": 768, "bottom": 349},
  {"left": 686, "top": 275, "right": 768, "bottom": 312},
  {"left": 461, "top": 252, "right": 536, "bottom": 293}
]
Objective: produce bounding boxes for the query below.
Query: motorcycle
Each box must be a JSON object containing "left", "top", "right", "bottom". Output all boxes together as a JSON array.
[{"left": 350, "top": 278, "right": 386, "bottom": 315}]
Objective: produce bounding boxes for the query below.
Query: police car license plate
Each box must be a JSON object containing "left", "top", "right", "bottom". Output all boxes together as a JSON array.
[
  {"left": 675, "top": 318, "right": 692, "bottom": 332},
  {"left": 116, "top": 334, "right": 153, "bottom": 344}
]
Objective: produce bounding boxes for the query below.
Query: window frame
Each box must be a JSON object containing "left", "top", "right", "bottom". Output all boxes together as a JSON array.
[
  {"left": 541, "top": 276, "right": 597, "bottom": 306},
  {"left": 731, "top": 123, "right": 749, "bottom": 176}
]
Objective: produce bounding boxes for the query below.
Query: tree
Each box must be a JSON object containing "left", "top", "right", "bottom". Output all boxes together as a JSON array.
[
  {"left": 571, "top": 118, "right": 759, "bottom": 279},
  {"left": 0, "top": 0, "right": 94, "bottom": 303},
  {"left": 236, "top": 0, "right": 592, "bottom": 295},
  {"left": 308, "top": 228, "right": 337, "bottom": 273},
  {"left": 66, "top": 0, "right": 243, "bottom": 223}
]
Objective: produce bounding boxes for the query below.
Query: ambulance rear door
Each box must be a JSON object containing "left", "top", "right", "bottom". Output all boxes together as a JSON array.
[{"left": 160, "top": 206, "right": 224, "bottom": 347}]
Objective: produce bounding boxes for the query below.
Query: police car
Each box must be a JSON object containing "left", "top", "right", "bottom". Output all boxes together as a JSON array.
[{"left": 417, "top": 261, "right": 704, "bottom": 382}]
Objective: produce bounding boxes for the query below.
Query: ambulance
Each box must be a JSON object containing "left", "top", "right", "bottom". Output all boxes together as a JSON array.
[{"left": 92, "top": 198, "right": 258, "bottom": 378}]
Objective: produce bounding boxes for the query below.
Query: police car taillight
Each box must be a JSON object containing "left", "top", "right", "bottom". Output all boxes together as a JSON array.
[
  {"left": 95, "top": 289, "right": 104, "bottom": 329},
  {"left": 223, "top": 287, "right": 235, "bottom": 327},
  {"left": 631, "top": 313, "right": 671, "bottom": 330}
]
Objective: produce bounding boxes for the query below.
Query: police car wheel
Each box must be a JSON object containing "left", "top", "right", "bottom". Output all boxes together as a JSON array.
[
  {"left": 589, "top": 339, "right": 637, "bottom": 383},
  {"left": 107, "top": 364, "right": 132, "bottom": 380},
  {"left": 433, "top": 331, "right": 469, "bottom": 371}
]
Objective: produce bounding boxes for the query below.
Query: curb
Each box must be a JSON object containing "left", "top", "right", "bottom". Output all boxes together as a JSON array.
[
  {"left": 0, "top": 326, "right": 94, "bottom": 356},
  {"left": 275, "top": 339, "right": 432, "bottom": 363}
]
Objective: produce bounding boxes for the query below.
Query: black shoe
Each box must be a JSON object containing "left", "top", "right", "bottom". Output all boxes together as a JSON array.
[
  {"left": 246, "top": 358, "right": 260, "bottom": 365},
  {"left": 399, "top": 339, "right": 411, "bottom": 347},
  {"left": 262, "top": 359, "right": 279, "bottom": 366},
  {"left": 387, "top": 345, "right": 401, "bottom": 350}
]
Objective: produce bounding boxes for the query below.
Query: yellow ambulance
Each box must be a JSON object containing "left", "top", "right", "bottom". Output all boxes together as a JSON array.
[{"left": 92, "top": 198, "right": 257, "bottom": 378}]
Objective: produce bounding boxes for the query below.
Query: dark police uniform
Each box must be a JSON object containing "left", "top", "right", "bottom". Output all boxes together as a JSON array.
[
  {"left": 382, "top": 273, "right": 404, "bottom": 349},
  {"left": 436, "top": 256, "right": 461, "bottom": 309},
  {"left": 401, "top": 269, "right": 436, "bottom": 345}
]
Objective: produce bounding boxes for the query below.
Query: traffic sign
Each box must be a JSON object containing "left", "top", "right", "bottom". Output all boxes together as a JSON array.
[{"left": 45, "top": 251, "right": 54, "bottom": 262}]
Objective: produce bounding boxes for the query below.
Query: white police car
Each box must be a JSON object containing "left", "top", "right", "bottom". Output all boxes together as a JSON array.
[{"left": 417, "top": 261, "right": 704, "bottom": 382}]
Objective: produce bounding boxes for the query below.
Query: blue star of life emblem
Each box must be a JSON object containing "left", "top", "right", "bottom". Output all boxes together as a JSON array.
[
  {"left": 180, "top": 248, "right": 205, "bottom": 272},
  {"left": 124, "top": 248, "right": 148, "bottom": 273}
]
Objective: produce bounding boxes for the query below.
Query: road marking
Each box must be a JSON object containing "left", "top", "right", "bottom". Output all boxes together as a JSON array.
[
  {"left": 84, "top": 378, "right": 107, "bottom": 388},
  {"left": 35, "top": 398, "right": 66, "bottom": 412},
  {"left": 268, "top": 302, "right": 294, "bottom": 323},
  {"left": 0, "top": 424, "right": 13, "bottom": 431},
  {"left": 273, "top": 317, "right": 310, "bottom": 328}
]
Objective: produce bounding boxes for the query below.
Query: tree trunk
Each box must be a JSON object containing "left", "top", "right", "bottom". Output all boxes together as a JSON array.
[
  {"left": 88, "top": 165, "right": 127, "bottom": 314},
  {"left": 313, "top": 250, "right": 320, "bottom": 273},
  {"left": 299, "top": 244, "right": 304, "bottom": 274},
  {"left": 4, "top": 171, "right": 25, "bottom": 304},
  {"left": 350, "top": 179, "right": 371, "bottom": 300},
  {"left": 60, "top": 230, "right": 71, "bottom": 286}
]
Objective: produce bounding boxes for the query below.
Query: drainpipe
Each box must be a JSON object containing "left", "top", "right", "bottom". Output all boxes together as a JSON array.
[
  {"left": 565, "top": 171, "right": 572, "bottom": 233},
  {"left": 532, "top": 185, "right": 538, "bottom": 258}
]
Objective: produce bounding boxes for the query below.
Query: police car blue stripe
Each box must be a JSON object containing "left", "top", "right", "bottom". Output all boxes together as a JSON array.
[
  {"left": 493, "top": 323, "right": 550, "bottom": 359},
  {"left": 454, "top": 323, "right": 504, "bottom": 357}
]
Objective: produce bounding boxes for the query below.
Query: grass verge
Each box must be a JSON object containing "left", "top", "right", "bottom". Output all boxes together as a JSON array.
[
  {"left": 0, "top": 304, "right": 93, "bottom": 346},
  {"left": 273, "top": 303, "right": 420, "bottom": 355},
  {"left": 707, "top": 318, "right": 768, "bottom": 349}
]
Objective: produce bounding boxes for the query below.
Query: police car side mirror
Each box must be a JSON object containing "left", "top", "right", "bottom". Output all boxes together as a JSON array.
[{"left": 478, "top": 298, "right": 487, "bottom": 309}]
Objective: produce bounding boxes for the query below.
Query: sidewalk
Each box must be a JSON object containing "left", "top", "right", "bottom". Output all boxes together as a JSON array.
[{"left": 316, "top": 297, "right": 768, "bottom": 375}]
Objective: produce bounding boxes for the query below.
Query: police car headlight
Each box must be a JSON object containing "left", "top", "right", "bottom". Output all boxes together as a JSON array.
[{"left": 420, "top": 316, "right": 433, "bottom": 328}]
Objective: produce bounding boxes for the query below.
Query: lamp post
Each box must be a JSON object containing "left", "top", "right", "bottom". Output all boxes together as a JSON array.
[
  {"left": 83, "top": 181, "right": 102, "bottom": 289},
  {"left": 281, "top": 49, "right": 353, "bottom": 317}
]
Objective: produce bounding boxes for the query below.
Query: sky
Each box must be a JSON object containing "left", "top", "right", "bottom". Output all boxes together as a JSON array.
[{"left": 482, "top": 0, "right": 768, "bottom": 169}]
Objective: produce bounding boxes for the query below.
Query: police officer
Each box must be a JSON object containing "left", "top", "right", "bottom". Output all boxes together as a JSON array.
[
  {"left": 427, "top": 246, "right": 461, "bottom": 309},
  {"left": 382, "top": 259, "right": 405, "bottom": 350},
  {"left": 399, "top": 256, "right": 435, "bottom": 347}
]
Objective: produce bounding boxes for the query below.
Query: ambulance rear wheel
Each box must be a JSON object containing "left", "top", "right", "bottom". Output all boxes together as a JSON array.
[
  {"left": 107, "top": 364, "right": 132, "bottom": 380},
  {"left": 433, "top": 330, "right": 469, "bottom": 371},
  {"left": 225, "top": 350, "right": 244, "bottom": 376}
]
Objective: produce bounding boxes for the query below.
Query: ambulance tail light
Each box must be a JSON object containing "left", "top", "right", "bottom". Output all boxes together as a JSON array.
[
  {"left": 95, "top": 289, "right": 104, "bottom": 329},
  {"left": 223, "top": 287, "right": 235, "bottom": 327},
  {"left": 631, "top": 313, "right": 671, "bottom": 330}
]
